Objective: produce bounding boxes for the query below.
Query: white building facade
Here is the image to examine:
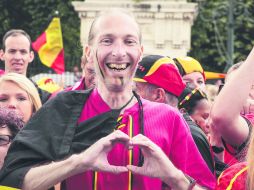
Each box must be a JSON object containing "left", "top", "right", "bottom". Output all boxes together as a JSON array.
[{"left": 72, "top": 0, "right": 198, "bottom": 57}]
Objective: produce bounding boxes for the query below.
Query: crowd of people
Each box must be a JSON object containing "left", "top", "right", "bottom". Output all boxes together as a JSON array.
[{"left": 0, "top": 8, "right": 253, "bottom": 190}]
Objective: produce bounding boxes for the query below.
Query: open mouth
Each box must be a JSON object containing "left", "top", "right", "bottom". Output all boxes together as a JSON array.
[
  {"left": 12, "top": 63, "right": 23, "bottom": 67},
  {"left": 106, "top": 63, "right": 130, "bottom": 72}
]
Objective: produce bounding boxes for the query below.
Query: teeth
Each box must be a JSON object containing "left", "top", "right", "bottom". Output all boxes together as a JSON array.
[{"left": 108, "top": 63, "right": 128, "bottom": 70}]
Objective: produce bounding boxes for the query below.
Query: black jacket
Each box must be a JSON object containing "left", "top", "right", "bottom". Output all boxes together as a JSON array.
[
  {"left": 182, "top": 113, "right": 215, "bottom": 174},
  {"left": 0, "top": 89, "right": 120, "bottom": 188}
]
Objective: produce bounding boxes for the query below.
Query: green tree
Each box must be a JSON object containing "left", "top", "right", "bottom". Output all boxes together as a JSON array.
[{"left": 188, "top": 0, "right": 254, "bottom": 72}]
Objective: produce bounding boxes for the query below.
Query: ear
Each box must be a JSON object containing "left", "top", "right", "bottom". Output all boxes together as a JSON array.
[
  {"left": 84, "top": 45, "right": 93, "bottom": 63},
  {"left": 29, "top": 51, "right": 34, "bottom": 63},
  {"left": 140, "top": 45, "right": 144, "bottom": 54},
  {"left": 0, "top": 49, "right": 4, "bottom": 61},
  {"left": 138, "top": 45, "right": 144, "bottom": 62},
  {"left": 85, "top": 45, "right": 90, "bottom": 58},
  {"left": 154, "top": 88, "right": 166, "bottom": 103}
]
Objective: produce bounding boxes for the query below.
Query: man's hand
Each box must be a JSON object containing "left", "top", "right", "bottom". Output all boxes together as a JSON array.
[
  {"left": 77, "top": 130, "right": 130, "bottom": 174},
  {"left": 126, "top": 134, "right": 178, "bottom": 180},
  {"left": 126, "top": 134, "right": 194, "bottom": 189},
  {"left": 241, "top": 98, "right": 254, "bottom": 115}
]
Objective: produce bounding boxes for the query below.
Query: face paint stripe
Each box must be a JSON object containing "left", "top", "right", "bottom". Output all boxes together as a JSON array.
[{"left": 95, "top": 48, "right": 105, "bottom": 79}]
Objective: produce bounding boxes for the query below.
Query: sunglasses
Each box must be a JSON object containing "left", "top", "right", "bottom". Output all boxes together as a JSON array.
[{"left": 0, "top": 135, "right": 13, "bottom": 146}]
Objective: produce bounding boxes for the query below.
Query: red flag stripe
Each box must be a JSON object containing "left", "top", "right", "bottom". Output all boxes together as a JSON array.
[
  {"left": 32, "top": 32, "right": 47, "bottom": 51},
  {"left": 51, "top": 49, "right": 65, "bottom": 74}
]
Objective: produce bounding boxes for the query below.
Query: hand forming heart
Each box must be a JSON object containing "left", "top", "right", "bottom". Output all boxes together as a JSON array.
[{"left": 78, "top": 130, "right": 178, "bottom": 182}]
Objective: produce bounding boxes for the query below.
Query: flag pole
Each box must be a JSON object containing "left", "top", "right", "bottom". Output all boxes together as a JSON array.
[{"left": 54, "top": 10, "right": 65, "bottom": 89}]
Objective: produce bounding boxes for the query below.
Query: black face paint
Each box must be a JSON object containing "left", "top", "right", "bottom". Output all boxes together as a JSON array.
[
  {"left": 120, "top": 77, "right": 124, "bottom": 86},
  {"left": 95, "top": 48, "right": 126, "bottom": 88},
  {"left": 95, "top": 48, "right": 105, "bottom": 79}
]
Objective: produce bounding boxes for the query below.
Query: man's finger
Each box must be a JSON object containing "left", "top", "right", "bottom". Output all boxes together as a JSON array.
[
  {"left": 109, "top": 130, "right": 130, "bottom": 141},
  {"left": 126, "top": 165, "right": 144, "bottom": 175},
  {"left": 104, "top": 165, "right": 128, "bottom": 174},
  {"left": 130, "top": 138, "right": 155, "bottom": 151}
]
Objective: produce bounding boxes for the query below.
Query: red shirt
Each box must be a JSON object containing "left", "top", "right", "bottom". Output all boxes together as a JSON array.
[{"left": 216, "top": 162, "right": 247, "bottom": 190}]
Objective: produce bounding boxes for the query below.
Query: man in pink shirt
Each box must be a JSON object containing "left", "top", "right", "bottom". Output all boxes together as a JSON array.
[{"left": 0, "top": 9, "right": 215, "bottom": 190}]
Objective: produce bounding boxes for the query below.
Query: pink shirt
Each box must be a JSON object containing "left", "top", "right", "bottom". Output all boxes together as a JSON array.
[{"left": 65, "top": 89, "right": 215, "bottom": 190}]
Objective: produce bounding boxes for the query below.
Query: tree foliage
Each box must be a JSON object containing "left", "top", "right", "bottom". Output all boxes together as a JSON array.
[{"left": 188, "top": 0, "right": 254, "bottom": 72}]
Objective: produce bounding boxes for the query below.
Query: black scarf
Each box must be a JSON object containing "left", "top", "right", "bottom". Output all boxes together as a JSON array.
[{"left": 0, "top": 89, "right": 121, "bottom": 188}]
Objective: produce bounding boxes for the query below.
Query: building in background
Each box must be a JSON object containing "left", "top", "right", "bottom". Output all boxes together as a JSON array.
[{"left": 72, "top": 0, "right": 198, "bottom": 57}]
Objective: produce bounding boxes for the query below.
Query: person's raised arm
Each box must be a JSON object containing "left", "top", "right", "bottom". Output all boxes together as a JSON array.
[
  {"left": 210, "top": 47, "right": 254, "bottom": 146},
  {"left": 22, "top": 130, "right": 129, "bottom": 190}
]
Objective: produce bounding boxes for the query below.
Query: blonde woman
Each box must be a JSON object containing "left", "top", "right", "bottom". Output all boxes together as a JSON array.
[{"left": 0, "top": 73, "right": 42, "bottom": 123}]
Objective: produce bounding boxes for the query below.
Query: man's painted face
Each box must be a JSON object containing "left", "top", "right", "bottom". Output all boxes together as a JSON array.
[
  {"left": 0, "top": 35, "right": 34, "bottom": 76},
  {"left": 183, "top": 72, "right": 206, "bottom": 92},
  {"left": 89, "top": 12, "right": 143, "bottom": 92}
]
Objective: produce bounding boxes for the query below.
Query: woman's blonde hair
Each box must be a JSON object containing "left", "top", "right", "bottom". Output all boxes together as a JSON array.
[
  {"left": 247, "top": 131, "right": 254, "bottom": 189},
  {"left": 0, "top": 73, "right": 42, "bottom": 111}
]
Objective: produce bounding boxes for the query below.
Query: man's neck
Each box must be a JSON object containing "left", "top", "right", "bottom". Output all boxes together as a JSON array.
[
  {"left": 5, "top": 70, "right": 26, "bottom": 76},
  {"left": 97, "top": 83, "right": 135, "bottom": 110}
]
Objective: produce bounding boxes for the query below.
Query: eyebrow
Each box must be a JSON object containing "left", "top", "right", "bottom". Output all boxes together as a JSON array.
[
  {"left": 99, "top": 33, "right": 139, "bottom": 39},
  {"left": 7, "top": 48, "right": 28, "bottom": 51},
  {"left": 0, "top": 92, "right": 28, "bottom": 96},
  {"left": 99, "top": 34, "right": 113, "bottom": 38},
  {"left": 16, "top": 93, "right": 28, "bottom": 96}
]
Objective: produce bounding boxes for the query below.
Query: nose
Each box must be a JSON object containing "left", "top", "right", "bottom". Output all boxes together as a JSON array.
[
  {"left": 187, "top": 82, "right": 196, "bottom": 89},
  {"left": 7, "top": 99, "right": 17, "bottom": 109},
  {"left": 111, "top": 40, "right": 127, "bottom": 58},
  {"left": 13, "top": 51, "right": 22, "bottom": 60},
  {"left": 193, "top": 82, "right": 200, "bottom": 89}
]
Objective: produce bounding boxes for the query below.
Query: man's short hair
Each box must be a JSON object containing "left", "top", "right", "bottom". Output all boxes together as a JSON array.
[
  {"left": 87, "top": 9, "right": 142, "bottom": 45},
  {"left": 2, "top": 29, "right": 32, "bottom": 51},
  {"left": 145, "top": 82, "right": 178, "bottom": 106}
]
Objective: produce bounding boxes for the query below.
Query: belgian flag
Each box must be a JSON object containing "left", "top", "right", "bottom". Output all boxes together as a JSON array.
[{"left": 32, "top": 17, "right": 65, "bottom": 74}]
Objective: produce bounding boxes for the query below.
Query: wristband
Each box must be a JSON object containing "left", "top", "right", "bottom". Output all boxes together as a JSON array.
[{"left": 184, "top": 174, "right": 196, "bottom": 190}]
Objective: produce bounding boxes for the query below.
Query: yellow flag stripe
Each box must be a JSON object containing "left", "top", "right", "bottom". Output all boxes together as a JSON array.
[
  {"left": 0, "top": 186, "right": 20, "bottom": 190},
  {"left": 38, "top": 17, "right": 63, "bottom": 67}
]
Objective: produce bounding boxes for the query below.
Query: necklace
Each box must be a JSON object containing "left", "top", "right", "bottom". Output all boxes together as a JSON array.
[
  {"left": 113, "top": 94, "right": 135, "bottom": 113},
  {"left": 93, "top": 91, "right": 144, "bottom": 190}
]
